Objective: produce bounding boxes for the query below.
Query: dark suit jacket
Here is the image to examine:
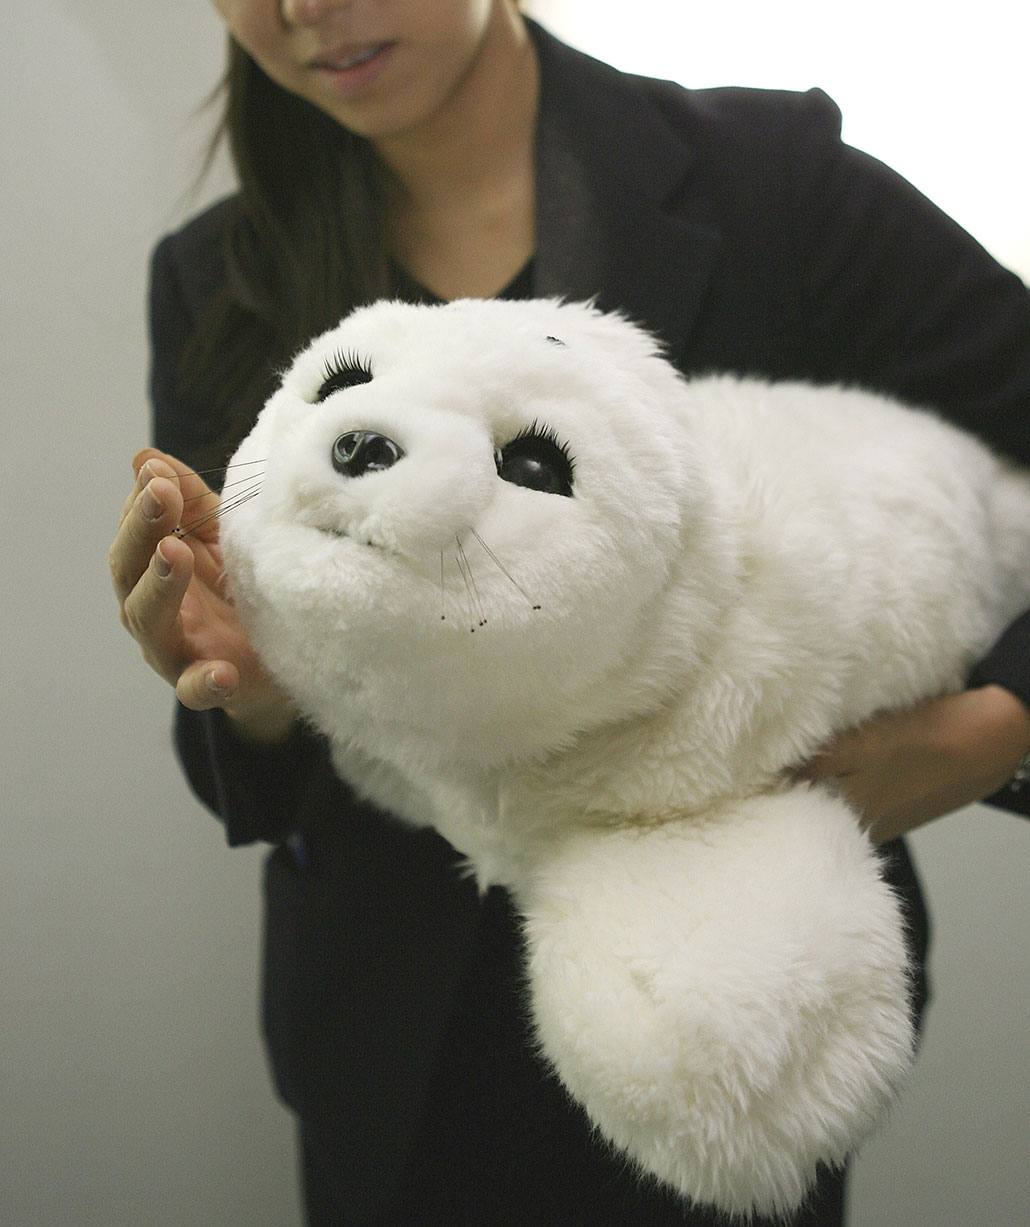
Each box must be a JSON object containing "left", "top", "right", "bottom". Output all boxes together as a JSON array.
[{"left": 149, "top": 19, "right": 1030, "bottom": 1223}]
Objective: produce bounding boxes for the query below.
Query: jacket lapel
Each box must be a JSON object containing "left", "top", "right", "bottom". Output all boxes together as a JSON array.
[{"left": 530, "top": 22, "right": 720, "bottom": 367}]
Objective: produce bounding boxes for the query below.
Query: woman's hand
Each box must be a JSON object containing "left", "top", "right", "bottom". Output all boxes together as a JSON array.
[
  {"left": 798, "top": 686, "right": 1030, "bottom": 842},
  {"left": 110, "top": 448, "right": 295, "bottom": 745}
]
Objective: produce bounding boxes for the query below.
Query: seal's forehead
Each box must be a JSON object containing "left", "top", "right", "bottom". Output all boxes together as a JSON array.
[
  {"left": 278, "top": 298, "right": 673, "bottom": 435},
  {"left": 344, "top": 298, "right": 573, "bottom": 349},
  {"left": 328, "top": 297, "right": 614, "bottom": 355},
  {"left": 287, "top": 299, "right": 591, "bottom": 391}
]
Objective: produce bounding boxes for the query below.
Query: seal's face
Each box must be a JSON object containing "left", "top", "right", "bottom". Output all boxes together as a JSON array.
[{"left": 221, "top": 298, "right": 713, "bottom": 766}]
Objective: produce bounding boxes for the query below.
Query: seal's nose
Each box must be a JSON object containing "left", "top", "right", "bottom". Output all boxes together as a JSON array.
[{"left": 332, "top": 431, "right": 405, "bottom": 477}]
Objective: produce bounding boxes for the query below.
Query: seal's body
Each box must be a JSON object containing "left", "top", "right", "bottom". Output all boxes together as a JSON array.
[{"left": 221, "top": 298, "right": 1030, "bottom": 1216}]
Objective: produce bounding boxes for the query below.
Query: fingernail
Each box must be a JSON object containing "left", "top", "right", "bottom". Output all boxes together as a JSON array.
[
  {"left": 154, "top": 542, "right": 172, "bottom": 578},
  {"left": 142, "top": 484, "right": 162, "bottom": 521},
  {"left": 206, "top": 670, "right": 229, "bottom": 700}
]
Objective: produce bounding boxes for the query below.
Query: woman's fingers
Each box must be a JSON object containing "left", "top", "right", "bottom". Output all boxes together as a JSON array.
[
  {"left": 118, "top": 534, "right": 196, "bottom": 682},
  {"left": 111, "top": 449, "right": 294, "bottom": 739},
  {"left": 175, "top": 658, "right": 241, "bottom": 712},
  {"left": 111, "top": 450, "right": 223, "bottom": 688},
  {"left": 145, "top": 450, "right": 222, "bottom": 541},
  {"left": 795, "top": 687, "right": 1030, "bottom": 841},
  {"left": 110, "top": 467, "right": 184, "bottom": 607}
]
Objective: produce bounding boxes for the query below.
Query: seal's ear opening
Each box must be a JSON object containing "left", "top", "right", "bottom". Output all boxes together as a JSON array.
[{"left": 545, "top": 335, "right": 566, "bottom": 346}]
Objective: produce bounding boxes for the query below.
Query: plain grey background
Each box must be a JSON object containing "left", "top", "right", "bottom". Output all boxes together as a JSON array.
[{"left": 2, "top": 3, "right": 1027, "bottom": 1225}]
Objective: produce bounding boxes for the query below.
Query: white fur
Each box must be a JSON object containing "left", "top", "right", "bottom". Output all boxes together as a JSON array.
[{"left": 220, "top": 298, "right": 1030, "bottom": 1217}]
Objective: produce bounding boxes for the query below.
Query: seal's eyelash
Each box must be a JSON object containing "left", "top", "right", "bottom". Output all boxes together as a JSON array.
[
  {"left": 323, "top": 348, "right": 372, "bottom": 381},
  {"left": 315, "top": 350, "right": 374, "bottom": 402},
  {"left": 511, "top": 420, "right": 574, "bottom": 463}
]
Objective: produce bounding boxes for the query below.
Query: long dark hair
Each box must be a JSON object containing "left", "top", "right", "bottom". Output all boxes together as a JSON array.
[{"left": 181, "top": 38, "right": 391, "bottom": 472}]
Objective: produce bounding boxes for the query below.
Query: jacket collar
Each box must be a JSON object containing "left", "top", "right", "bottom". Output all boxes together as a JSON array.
[{"left": 528, "top": 20, "right": 719, "bottom": 366}]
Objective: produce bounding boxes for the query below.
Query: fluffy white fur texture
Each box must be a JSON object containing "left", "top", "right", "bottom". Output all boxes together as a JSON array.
[{"left": 220, "top": 297, "right": 1030, "bottom": 1218}]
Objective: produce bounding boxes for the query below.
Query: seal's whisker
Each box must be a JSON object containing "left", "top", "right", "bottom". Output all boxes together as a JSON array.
[
  {"left": 438, "top": 530, "right": 540, "bottom": 629},
  {"left": 469, "top": 529, "right": 541, "bottom": 610},
  {"left": 175, "top": 474, "right": 264, "bottom": 539},
  {"left": 182, "top": 462, "right": 268, "bottom": 506},
  {"left": 193, "top": 457, "right": 268, "bottom": 479},
  {"left": 154, "top": 456, "right": 268, "bottom": 496},
  {"left": 455, "top": 536, "right": 488, "bottom": 631}
]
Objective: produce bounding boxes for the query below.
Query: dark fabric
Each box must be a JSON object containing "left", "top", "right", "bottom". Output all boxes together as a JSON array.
[
  {"left": 297, "top": 886, "right": 851, "bottom": 1227},
  {"left": 150, "top": 18, "right": 1028, "bottom": 1224}
]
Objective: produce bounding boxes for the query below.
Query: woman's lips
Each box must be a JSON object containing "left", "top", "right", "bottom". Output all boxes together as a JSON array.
[{"left": 309, "top": 42, "right": 396, "bottom": 95}]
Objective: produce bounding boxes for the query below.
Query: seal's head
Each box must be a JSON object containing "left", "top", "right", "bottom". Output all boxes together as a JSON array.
[{"left": 220, "top": 298, "right": 724, "bottom": 767}]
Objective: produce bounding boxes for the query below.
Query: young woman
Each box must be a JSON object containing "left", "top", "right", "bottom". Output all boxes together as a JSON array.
[{"left": 111, "top": 3, "right": 1030, "bottom": 1222}]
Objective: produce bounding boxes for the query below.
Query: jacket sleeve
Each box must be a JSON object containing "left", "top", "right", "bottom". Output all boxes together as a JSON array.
[
  {"left": 172, "top": 705, "right": 341, "bottom": 847},
  {"left": 788, "top": 94, "right": 1030, "bottom": 813},
  {"left": 784, "top": 90, "right": 1030, "bottom": 460}
]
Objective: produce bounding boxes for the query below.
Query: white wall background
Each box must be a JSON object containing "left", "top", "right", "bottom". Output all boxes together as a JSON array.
[{"left": 2, "top": 3, "right": 1027, "bottom": 1224}]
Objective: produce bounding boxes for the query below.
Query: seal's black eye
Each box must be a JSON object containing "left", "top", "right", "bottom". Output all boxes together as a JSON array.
[
  {"left": 496, "top": 424, "right": 574, "bottom": 497},
  {"left": 315, "top": 350, "right": 373, "bottom": 402}
]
